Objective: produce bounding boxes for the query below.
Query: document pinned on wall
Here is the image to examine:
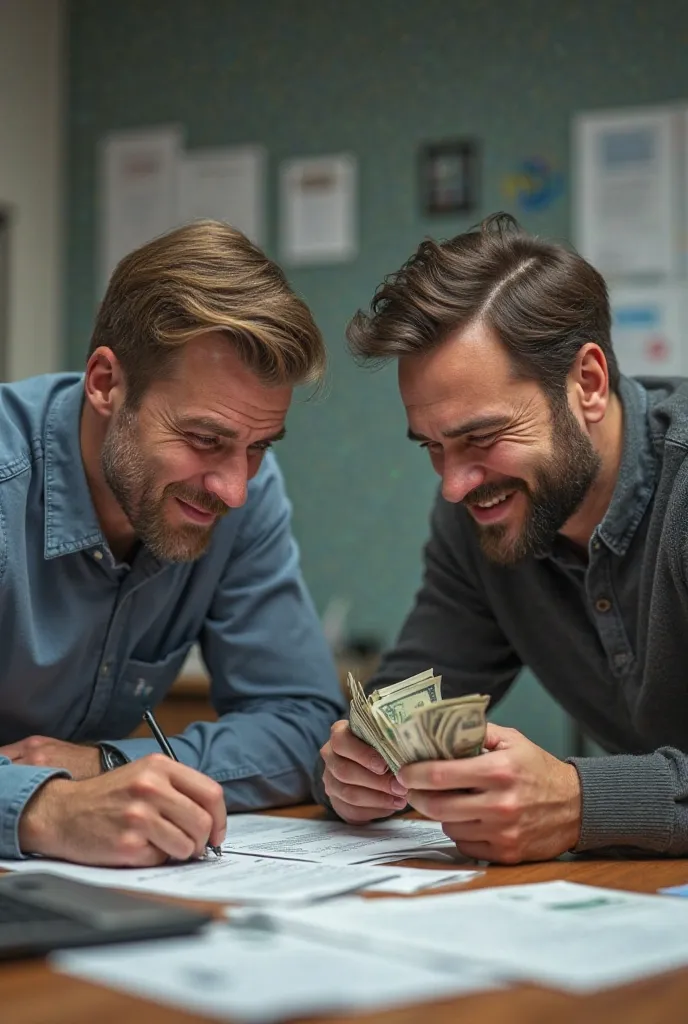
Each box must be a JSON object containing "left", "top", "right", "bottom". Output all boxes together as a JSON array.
[
  {"left": 280, "top": 154, "right": 357, "bottom": 265},
  {"left": 573, "top": 107, "right": 681, "bottom": 277},
  {"left": 178, "top": 146, "right": 266, "bottom": 245},
  {"left": 610, "top": 284, "right": 685, "bottom": 377},
  {"left": 100, "top": 125, "right": 184, "bottom": 290}
]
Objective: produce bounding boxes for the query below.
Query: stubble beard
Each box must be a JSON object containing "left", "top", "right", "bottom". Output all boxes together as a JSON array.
[{"left": 100, "top": 406, "right": 227, "bottom": 563}]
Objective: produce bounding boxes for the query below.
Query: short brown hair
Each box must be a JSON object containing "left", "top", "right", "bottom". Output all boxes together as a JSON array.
[
  {"left": 347, "top": 213, "right": 619, "bottom": 399},
  {"left": 89, "top": 219, "right": 326, "bottom": 405}
]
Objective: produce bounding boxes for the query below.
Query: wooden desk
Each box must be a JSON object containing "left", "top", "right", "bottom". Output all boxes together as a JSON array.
[{"left": 4, "top": 805, "right": 688, "bottom": 1024}]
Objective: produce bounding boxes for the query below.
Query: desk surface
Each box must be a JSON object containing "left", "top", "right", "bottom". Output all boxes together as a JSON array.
[{"left": 4, "top": 804, "right": 688, "bottom": 1024}]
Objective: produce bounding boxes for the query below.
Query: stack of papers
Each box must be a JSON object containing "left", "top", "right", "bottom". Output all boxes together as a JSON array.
[
  {"left": 0, "top": 814, "right": 480, "bottom": 904},
  {"left": 220, "top": 813, "right": 462, "bottom": 864},
  {"left": 53, "top": 921, "right": 501, "bottom": 1022},
  {"left": 54, "top": 879, "right": 688, "bottom": 1021},
  {"left": 251, "top": 879, "right": 688, "bottom": 992}
]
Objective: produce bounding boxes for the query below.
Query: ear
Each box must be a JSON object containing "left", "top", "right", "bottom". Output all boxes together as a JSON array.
[
  {"left": 84, "top": 347, "right": 126, "bottom": 420},
  {"left": 568, "top": 343, "right": 609, "bottom": 426}
]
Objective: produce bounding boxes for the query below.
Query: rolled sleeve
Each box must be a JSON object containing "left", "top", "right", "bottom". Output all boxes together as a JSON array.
[{"left": 0, "top": 757, "right": 71, "bottom": 859}]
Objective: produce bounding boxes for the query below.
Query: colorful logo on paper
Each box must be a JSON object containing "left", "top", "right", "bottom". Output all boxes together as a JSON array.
[{"left": 501, "top": 157, "right": 564, "bottom": 212}]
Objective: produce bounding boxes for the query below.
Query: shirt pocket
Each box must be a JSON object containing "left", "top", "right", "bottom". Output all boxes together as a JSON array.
[{"left": 103, "top": 643, "right": 193, "bottom": 739}]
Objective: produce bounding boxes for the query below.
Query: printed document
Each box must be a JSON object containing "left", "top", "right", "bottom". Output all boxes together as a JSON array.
[
  {"left": 220, "top": 813, "right": 460, "bottom": 864},
  {"left": 254, "top": 880, "right": 688, "bottom": 992},
  {"left": 53, "top": 921, "right": 501, "bottom": 1022},
  {"left": 0, "top": 852, "right": 395, "bottom": 904}
]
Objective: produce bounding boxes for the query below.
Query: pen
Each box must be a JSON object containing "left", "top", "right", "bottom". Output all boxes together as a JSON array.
[{"left": 142, "top": 708, "right": 223, "bottom": 859}]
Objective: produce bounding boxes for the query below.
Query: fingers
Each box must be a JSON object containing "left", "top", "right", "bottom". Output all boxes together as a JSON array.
[
  {"left": 442, "top": 820, "right": 523, "bottom": 865},
  {"left": 331, "top": 802, "right": 399, "bottom": 825},
  {"left": 327, "top": 751, "right": 407, "bottom": 797},
  {"left": 327, "top": 776, "right": 408, "bottom": 813},
  {"left": 322, "top": 722, "right": 409, "bottom": 824},
  {"left": 116, "top": 802, "right": 201, "bottom": 863},
  {"left": 158, "top": 757, "right": 227, "bottom": 847},
  {"left": 328, "top": 721, "right": 388, "bottom": 774},
  {"left": 0, "top": 736, "right": 46, "bottom": 762},
  {"left": 398, "top": 750, "right": 513, "bottom": 792},
  {"left": 0, "top": 742, "right": 23, "bottom": 760}
]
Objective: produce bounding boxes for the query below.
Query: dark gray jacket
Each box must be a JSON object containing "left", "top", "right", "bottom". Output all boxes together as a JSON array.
[{"left": 317, "top": 375, "right": 688, "bottom": 856}]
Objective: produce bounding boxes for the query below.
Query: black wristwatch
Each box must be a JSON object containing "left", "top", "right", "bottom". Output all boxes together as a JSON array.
[{"left": 99, "top": 743, "right": 129, "bottom": 772}]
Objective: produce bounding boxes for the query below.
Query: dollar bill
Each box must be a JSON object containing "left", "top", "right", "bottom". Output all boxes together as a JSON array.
[{"left": 349, "top": 669, "right": 490, "bottom": 773}]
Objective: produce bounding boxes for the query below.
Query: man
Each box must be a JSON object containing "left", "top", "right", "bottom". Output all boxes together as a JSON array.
[
  {"left": 319, "top": 213, "right": 688, "bottom": 864},
  {"left": 0, "top": 220, "right": 344, "bottom": 865}
]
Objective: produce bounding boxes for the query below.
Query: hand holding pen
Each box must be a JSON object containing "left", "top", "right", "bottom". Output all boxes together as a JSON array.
[{"left": 143, "top": 708, "right": 223, "bottom": 858}]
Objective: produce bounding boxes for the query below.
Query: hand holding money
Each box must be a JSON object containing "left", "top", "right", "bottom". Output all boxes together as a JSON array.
[{"left": 348, "top": 669, "right": 490, "bottom": 774}]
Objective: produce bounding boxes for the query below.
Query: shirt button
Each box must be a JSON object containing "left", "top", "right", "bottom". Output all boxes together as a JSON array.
[
  {"left": 93, "top": 550, "right": 103, "bottom": 561},
  {"left": 592, "top": 539, "right": 601, "bottom": 552},
  {"left": 100, "top": 663, "right": 110, "bottom": 676},
  {"left": 596, "top": 597, "right": 612, "bottom": 613},
  {"left": 614, "top": 652, "right": 629, "bottom": 667}
]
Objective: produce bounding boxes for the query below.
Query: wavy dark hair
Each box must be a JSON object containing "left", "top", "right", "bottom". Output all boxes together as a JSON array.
[{"left": 347, "top": 213, "right": 618, "bottom": 401}]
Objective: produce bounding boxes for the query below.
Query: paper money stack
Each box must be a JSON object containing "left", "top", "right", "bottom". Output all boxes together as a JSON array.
[{"left": 348, "top": 669, "right": 490, "bottom": 774}]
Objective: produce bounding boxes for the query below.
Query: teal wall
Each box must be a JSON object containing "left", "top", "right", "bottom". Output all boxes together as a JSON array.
[{"left": 65, "top": 0, "right": 688, "bottom": 755}]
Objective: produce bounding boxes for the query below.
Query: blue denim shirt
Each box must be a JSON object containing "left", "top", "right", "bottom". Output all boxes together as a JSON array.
[{"left": 0, "top": 374, "right": 345, "bottom": 857}]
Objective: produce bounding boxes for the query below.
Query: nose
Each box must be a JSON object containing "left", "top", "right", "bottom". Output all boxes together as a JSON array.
[
  {"left": 441, "top": 457, "right": 486, "bottom": 504},
  {"left": 203, "top": 456, "right": 248, "bottom": 509}
]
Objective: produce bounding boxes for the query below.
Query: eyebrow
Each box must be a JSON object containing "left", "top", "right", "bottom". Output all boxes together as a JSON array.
[
  {"left": 407, "top": 416, "right": 511, "bottom": 443},
  {"left": 179, "top": 416, "right": 286, "bottom": 444}
]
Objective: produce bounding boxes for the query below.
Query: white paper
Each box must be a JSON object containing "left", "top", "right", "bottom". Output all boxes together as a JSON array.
[
  {"left": 53, "top": 921, "right": 500, "bottom": 1023},
  {"left": 280, "top": 153, "right": 357, "bottom": 265},
  {"left": 260, "top": 881, "right": 688, "bottom": 992},
  {"left": 0, "top": 853, "right": 395, "bottom": 905},
  {"left": 574, "top": 106, "right": 680, "bottom": 277},
  {"left": 178, "top": 146, "right": 266, "bottom": 244},
  {"left": 221, "top": 813, "right": 460, "bottom": 865},
  {"left": 100, "top": 125, "right": 183, "bottom": 288},
  {"left": 363, "top": 864, "right": 482, "bottom": 894},
  {"left": 610, "top": 283, "right": 686, "bottom": 376}
]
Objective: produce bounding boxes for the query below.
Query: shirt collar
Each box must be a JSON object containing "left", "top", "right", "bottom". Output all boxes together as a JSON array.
[
  {"left": 43, "top": 377, "right": 107, "bottom": 559},
  {"left": 595, "top": 375, "right": 657, "bottom": 557}
]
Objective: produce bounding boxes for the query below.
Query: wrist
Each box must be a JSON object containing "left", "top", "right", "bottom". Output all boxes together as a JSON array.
[
  {"left": 562, "top": 762, "right": 583, "bottom": 851},
  {"left": 18, "top": 777, "right": 72, "bottom": 856}
]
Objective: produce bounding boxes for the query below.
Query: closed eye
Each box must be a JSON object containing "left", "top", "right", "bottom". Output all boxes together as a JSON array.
[
  {"left": 249, "top": 440, "right": 273, "bottom": 453},
  {"left": 187, "top": 433, "right": 220, "bottom": 449},
  {"left": 468, "top": 433, "right": 500, "bottom": 446}
]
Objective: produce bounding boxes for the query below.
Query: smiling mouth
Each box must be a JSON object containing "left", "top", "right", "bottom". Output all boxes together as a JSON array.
[
  {"left": 466, "top": 490, "right": 518, "bottom": 524},
  {"left": 174, "top": 497, "right": 218, "bottom": 525}
]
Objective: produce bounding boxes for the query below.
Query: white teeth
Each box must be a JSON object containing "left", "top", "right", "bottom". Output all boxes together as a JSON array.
[{"left": 477, "top": 492, "right": 512, "bottom": 509}]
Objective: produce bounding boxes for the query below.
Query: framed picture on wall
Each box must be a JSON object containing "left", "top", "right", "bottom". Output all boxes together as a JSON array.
[{"left": 419, "top": 139, "right": 479, "bottom": 215}]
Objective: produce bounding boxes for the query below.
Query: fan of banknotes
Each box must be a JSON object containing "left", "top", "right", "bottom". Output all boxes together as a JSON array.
[{"left": 348, "top": 668, "right": 490, "bottom": 774}]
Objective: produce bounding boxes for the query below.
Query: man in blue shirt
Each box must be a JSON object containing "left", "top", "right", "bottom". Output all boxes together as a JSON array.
[{"left": 0, "top": 220, "right": 344, "bottom": 864}]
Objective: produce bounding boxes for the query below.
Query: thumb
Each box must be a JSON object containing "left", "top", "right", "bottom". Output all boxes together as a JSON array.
[{"left": 483, "top": 722, "right": 518, "bottom": 751}]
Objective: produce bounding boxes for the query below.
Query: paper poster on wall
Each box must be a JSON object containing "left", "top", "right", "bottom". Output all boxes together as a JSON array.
[
  {"left": 610, "top": 285, "right": 685, "bottom": 377},
  {"left": 178, "top": 146, "right": 266, "bottom": 245},
  {"left": 573, "top": 107, "right": 681, "bottom": 277},
  {"left": 100, "top": 125, "right": 183, "bottom": 289},
  {"left": 280, "top": 154, "right": 357, "bottom": 265}
]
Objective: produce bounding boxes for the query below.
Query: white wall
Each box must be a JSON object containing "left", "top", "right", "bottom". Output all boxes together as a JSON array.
[{"left": 0, "top": 0, "right": 64, "bottom": 380}]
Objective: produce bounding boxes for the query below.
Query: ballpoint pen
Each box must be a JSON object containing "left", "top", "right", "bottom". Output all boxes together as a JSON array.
[{"left": 142, "top": 708, "right": 223, "bottom": 858}]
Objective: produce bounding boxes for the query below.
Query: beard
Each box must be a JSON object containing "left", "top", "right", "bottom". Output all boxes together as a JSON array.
[
  {"left": 100, "top": 405, "right": 228, "bottom": 563},
  {"left": 466, "top": 399, "right": 602, "bottom": 566}
]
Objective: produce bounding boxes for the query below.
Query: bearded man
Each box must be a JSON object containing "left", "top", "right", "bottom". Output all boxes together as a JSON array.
[
  {"left": 318, "top": 213, "right": 688, "bottom": 864},
  {"left": 0, "top": 220, "right": 344, "bottom": 864}
]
